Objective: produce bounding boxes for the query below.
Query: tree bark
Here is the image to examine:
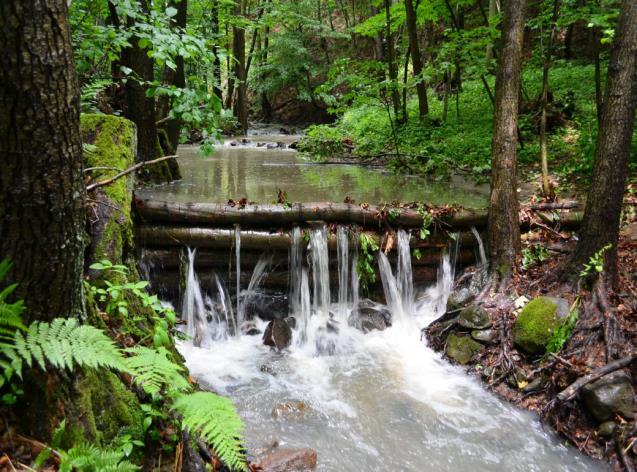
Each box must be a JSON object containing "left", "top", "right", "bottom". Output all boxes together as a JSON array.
[
  {"left": 166, "top": 0, "right": 188, "bottom": 153},
  {"left": 232, "top": 0, "right": 248, "bottom": 135},
  {"left": 0, "top": 0, "right": 86, "bottom": 323},
  {"left": 212, "top": 0, "right": 223, "bottom": 101},
  {"left": 405, "top": 0, "right": 429, "bottom": 119},
  {"left": 564, "top": 0, "right": 637, "bottom": 284},
  {"left": 384, "top": 0, "right": 402, "bottom": 121},
  {"left": 487, "top": 0, "right": 527, "bottom": 281}
]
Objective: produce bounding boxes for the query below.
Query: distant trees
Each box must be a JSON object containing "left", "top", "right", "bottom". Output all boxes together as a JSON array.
[
  {"left": 487, "top": 0, "right": 527, "bottom": 282},
  {"left": 564, "top": 0, "right": 637, "bottom": 285}
]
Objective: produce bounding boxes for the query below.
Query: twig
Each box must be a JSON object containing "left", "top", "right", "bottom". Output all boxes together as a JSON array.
[
  {"left": 86, "top": 155, "right": 178, "bottom": 191},
  {"left": 83, "top": 166, "right": 122, "bottom": 173},
  {"left": 556, "top": 354, "right": 636, "bottom": 402},
  {"left": 549, "top": 353, "right": 577, "bottom": 369},
  {"left": 617, "top": 437, "right": 636, "bottom": 472}
]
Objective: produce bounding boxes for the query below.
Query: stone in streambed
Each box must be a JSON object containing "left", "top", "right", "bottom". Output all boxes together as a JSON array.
[
  {"left": 258, "top": 447, "right": 317, "bottom": 472},
  {"left": 271, "top": 400, "right": 311, "bottom": 420},
  {"left": 512, "top": 297, "right": 569, "bottom": 355},
  {"left": 446, "top": 333, "right": 482, "bottom": 364},
  {"left": 263, "top": 319, "right": 292, "bottom": 351},
  {"left": 446, "top": 287, "right": 475, "bottom": 311},
  {"left": 471, "top": 329, "right": 497, "bottom": 345},
  {"left": 284, "top": 316, "right": 297, "bottom": 329},
  {"left": 458, "top": 305, "right": 491, "bottom": 329},
  {"left": 582, "top": 371, "right": 635, "bottom": 422}
]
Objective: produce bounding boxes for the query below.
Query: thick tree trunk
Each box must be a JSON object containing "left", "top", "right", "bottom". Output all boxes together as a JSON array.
[
  {"left": 384, "top": 0, "right": 401, "bottom": 121},
  {"left": 0, "top": 0, "right": 86, "bottom": 324},
  {"left": 487, "top": 0, "right": 527, "bottom": 281},
  {"left": 565, "top": 0, "right": 637, "bottom": 284},
  {"left": 405, "top": 0, "right": 428, "bottom": 119},
  {"left": 233, "top": 0, "right": 248, "bottom": 135},
  {"left": 166, "top": 0, "right": 188, "bottom": 153}
]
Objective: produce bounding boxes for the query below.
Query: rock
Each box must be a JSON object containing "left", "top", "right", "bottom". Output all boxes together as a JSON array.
[
  {"left": 288, "top": 141, "right": 299, "bottom": 150},
  {"left": 458, "top": 305, "right": 491, "bottom": 329},
  {"left": 446, "top": 334, "right": 482, "bottom": 364},
  {"left": 229, "top": 140, "right": 238, "bottom": 146},
  {"left": 471, "top": 329, "right": 497, "bottom": 345},
  {"left": 326, "top": 319, "right": 339, "bottom": 333},
  {"left": 260, "top": 364, "right": 277, "bottom": 376},
  {"left": 522, "top": 377, "right": 544, "bottom": 393},
  {"left": 258, "top": 447, "right": 317, "bottom": 472},
  {"left": 512, "top": 297, "right": 569, "bottom": 355},
  {"left": 243, "top": 293, "right": 288, "bottom": 321},
  {"left": 266, "top": 142, "right": 278, "bottom": 149},
  {"left": 284, "top": 316, "right": 297, "bottom": 330},
  {"left": 263, "top": 319, "right": 292, "bottom": 351},
  {"left": 246, "top": 327, "right": 261, "bottom": 336},
  {"left": 446, "top": 287, "right": 475, "bottom": 311},
  {"left": 241, "top": 321, "right": 260, "bottom": 335},
  {"left": 241, "top": 138, "right": 251, "bottom": 144},
  {"left": 581, "top": 371, "right": 635, "bottom": 422},
  {"left": 349, "top": 309, "right": 387, "bottom": 333},
  {"left": 276, "top": 141, "right": 286, "bottom": 148},
  {"left": 597, "top": 421, "right": 617, "bottom": 438},
  {"left": 272, "top": 400, "right": 311, "bottom": 420}
]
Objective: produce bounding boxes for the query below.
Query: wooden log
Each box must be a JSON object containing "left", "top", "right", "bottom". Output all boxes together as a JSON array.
[
  {"left": 136, "top": 225, "right": 482, "bottom": 251},
  {"left": 134, "top": 198, "right": 489, "bottom": 229}
]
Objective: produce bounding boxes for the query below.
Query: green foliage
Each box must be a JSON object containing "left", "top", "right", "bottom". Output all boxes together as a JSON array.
[
  {"left": 521, "top": 244, "right": 550, "bottom": 270},
  {"left": 545, "top": 302, "right": 579, "bottom": 355},
  {"left": 172, "top": 392, "right": 248, "bottom": 472},
  {"left": 356, "top": 234, "right": 379, "bottom": 293},
  {"left": 580, "top": 243, "right": 613, "bottom": 278},
  {"left": 81, "top": 78, "right": 114, "bottom": 113},
  {"left": 124, "top": 346, "right": 191, "bottom": 396},
  {"left": 416, "top": 205, "right": 433, "bottom": 240},
  {"left": 59, "top": 442, "right": 140, "bottom": 472},
  {"left": 298, "top": 125, "right": 347, "bottom": 160}
]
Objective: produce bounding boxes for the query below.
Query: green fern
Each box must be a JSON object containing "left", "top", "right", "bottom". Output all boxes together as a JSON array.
[
  {"left": 172, "top": 392, "right": 247, "bottom": 472},
  {"left": 124, "top": 346, "right": 191, "bottom": 395},
  {"left": 8, "top": 318, "right": 127, "bottom": 378},
  {"left": 59, "top": 442, "right": 139, "bottom": 472},
  {"left": 0, "top": 260, "right": 26, "bottom": 347}
]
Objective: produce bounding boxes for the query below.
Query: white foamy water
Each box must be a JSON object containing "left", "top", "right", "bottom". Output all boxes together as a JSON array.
[{"left": 176, "top": 227, "right": 604, "bottom": 471}]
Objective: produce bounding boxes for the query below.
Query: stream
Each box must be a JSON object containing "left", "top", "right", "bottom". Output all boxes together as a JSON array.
[{"left": 141, "top": 137, "right": 603, "bottom": 471}]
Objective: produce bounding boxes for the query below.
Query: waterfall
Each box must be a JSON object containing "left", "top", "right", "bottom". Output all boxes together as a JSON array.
[
  {"left": 239, "top": 255, "right": 272, "bottom": 328},
  {"left": 336, "top": 226, "right": 349, "bottom": 322},
  {"left": 289, "top": 227, "right": 303, "bottom": 315},
  {"left": 182, "top": 248, "right": 207, "bottom": 343},
  {"left": 310, "top": 226, "right": 331, "bottom": 316},
  {"left": 214, "top": 274, "right": 234, "bottom": 339},
  {"left": 297, "top": 268, "right": 311, "bottom": 344},
  {"left": 471, "top": 226, "right": 487, "bottom": 268},
  {"left": 378, "top": 230, "right": 414, "bottom": 321},
  {"left": 235, "top": 225, "right": 242, "bottom": 326}
]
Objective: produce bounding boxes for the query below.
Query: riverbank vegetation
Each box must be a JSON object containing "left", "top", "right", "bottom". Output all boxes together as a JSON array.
[{"left": 1, "top": 0, "right": 636, "bottom": 471}]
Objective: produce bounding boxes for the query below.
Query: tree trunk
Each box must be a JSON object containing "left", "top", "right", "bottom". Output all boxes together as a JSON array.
[
  {"left": 564, "top": 0, "right": 637, "bottom": 284},
  {"left": 165, "top": 0, "right": 188, "bottom": 153},
  {"left": 212, "top": 0, "right": 223, "bottom": 101},
  {"left": 487, "top": 0, "right": 527, "bottom": 281},
  {"left": 233, "top": 0, "right": 248, "bottom": 135},
  {"left": 384, "top": 0, "right": 401, "bottom": 121},
  {"left": 485, "top": 0, "right": 498, "bottom": 66},
  {"left": 539, "top": 0, "right": 560, "bottom": 198},
  {"left": 0, "top": 0, "right": 85, "bottom": 322},
  {"left": 405, "top": 0, "right": 428, "bottom": 119}
]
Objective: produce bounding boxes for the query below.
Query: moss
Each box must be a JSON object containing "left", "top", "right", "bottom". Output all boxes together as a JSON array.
[
  {"left": 513, "top": 297, "right": 560, "bottom": 354},
  {"left": 446, "top": 333, "right": 482, "bottom": 364}
]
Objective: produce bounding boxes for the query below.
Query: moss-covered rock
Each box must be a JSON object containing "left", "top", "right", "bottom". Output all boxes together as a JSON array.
[
  {"left": 458, "top": 305, "right": 491, "bottom": 329},
  {"left": 512, "top": 297, "right": 569, "bottom": 355},
  {"left": 446, "top": 333, "right": 482, "bottom": 364}
]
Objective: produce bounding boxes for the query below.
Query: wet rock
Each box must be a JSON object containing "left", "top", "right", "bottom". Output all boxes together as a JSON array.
[
  {"left": 471, "top": 329, "right": 497, "bottom": 345},
  {"left": 458, "top": 305, "right": 491, "bottom": 330},
  {"left": 246, "top": 327, "right": 262, "bottom": 336},
  {"left": 241, "top": 321, "right": 261, "bottom": 336},
  {"left": 243, "top": 293, "right": 288, "bottom": 321},
  {"left": 512, "top": 297, "right": 570, "bottom": 355},
  {"left": 582, "top": 371, "right": 635, "bottom": 422},
  {"left": 522, "top": 377, "right": 544, "bottom": 393},
  {"left": 272, "top": 400, "right": 311, "bottom": 420},
  {"left": 229, "top": 140, "right": 238, "bottom": 146},
  {"left": 326, "top": 319, "right": 339, "bottom": 334},
  {"left": 446, "top": 287, "right": 475, "bottom": 311},
  {"left": 257, "top": 142, "right": 267, "bottom": 147},
  {"left": 258, "top": 447, "right": 317, "bottom": 472},
  {"left": 279, "top": 127, "right": 290, "bottom": 135},
  {"left": 349, "top": 310, "right": 387, "bottom": 333},
  {"left": 288, "top": 141, "right": 299, "bottom": 150},
  {"left": 276, "top": 141, "right": 286, "bottom": 149},
  {"left": 446, "top": 334, "right": 482, "bottom": 365},
  {"left": 241, "top": 138, "right": 251, "bottom": 144},
  {"left": 266, "top": 142, "right": 278, "bottom": 149},
  {"left": 263, "top": 319, "right": 292, "bottom": 351},
  {"left": 284, "top": 316, "right": 297, "bottom": 329},
  {"left": 260, "top": 364, "right": 277, "bottom": 376},
  {"left": 597, "top": 421, "right": 617, "bottom": 438}
]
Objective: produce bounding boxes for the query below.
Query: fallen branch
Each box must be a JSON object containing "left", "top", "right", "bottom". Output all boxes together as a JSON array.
[
  {"left": 556, "top": 354, "right": 636, "bottom": 402},
  {"left": 86, "top": 155, "right": 178, "bottom": 191},
  {"left": 528, "top": 202, "right": 581, "bottom": 211}
]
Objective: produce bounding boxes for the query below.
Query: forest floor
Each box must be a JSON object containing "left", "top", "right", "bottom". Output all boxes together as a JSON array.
[{"left": 426, "top": 189, "right": 637, "bottom": 471}]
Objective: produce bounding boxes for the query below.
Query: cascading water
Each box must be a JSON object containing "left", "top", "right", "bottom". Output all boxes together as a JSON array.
[
  {"left": 176, "top": 225, "right": 601, "bottom": 471},
  {"left": 235, "top": 225, "right": 242, "bottom": 325},
  {"left": 471, "top": 226, "right": 488, "bottom": 268},
  {"left": 182, "top": 248, "right": 207, "bottom": 343}
]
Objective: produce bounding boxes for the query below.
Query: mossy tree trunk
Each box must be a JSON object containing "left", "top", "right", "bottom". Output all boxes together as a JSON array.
[
  {"left": 0, "top": 0, "right": 86, "bottom": 324},
  {"left": 564, "top": 0, "right": 637, "bottom": 285},
  {"left": 487, "top": 0, "right": 527, "bottom": 282}
]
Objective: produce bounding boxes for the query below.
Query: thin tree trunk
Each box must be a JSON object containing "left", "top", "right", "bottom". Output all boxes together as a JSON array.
[
  {"left": 485, "top": 0, "right": 498, "bottom": 65},
  {"left": 593, "top": 30, "right": 603, "bottom": 126},
  {"left": 225, "top": 22, "right": 234, "bottom": 110},
  {"left": 564, "top": 0, "right": 637, "bottom": 285},
  {"left": 539, "top": 0, "right": 560, "bottom": 198},
  {"left": 232, "top": 0, "right": 248, "bottom": 135},
  {"left": 212, "top": 0, "right": 223, "bottom": 101},
  {"left": 166, "top": 0, "right": 188, "bottom": 153},
  {"left": 488, "top": 0, "right": 527, "bottom": 281},
  {"left": 0, "top": 0, "right": 86, "bottom": 323},
  {"left": 405, "top": 0, "right": 428, "bottom": 119},
  {"left": 384, "top": 0, "right": 402, "bottom": 121}
]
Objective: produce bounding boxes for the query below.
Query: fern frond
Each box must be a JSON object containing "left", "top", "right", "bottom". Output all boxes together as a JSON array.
[
  {"left": 59, "top": 442, "right": 139, "bottom": 472},
  {"left": 124, "top": 346, "right": 191, "bottom": 395},
  {"left": 172, "top": 392, "right": 247, "bottom": 472},
  {"left": 8, "top": 319, "right": 127, "bottom": 373}
]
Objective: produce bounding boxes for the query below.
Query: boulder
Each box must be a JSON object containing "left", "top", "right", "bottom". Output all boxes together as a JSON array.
[
  {"left": 258, "top": 448, "right": 317, "bottom": 472},
  {"left": 471, "top": 329, "right": 497, "bottom": 345},
  {"left": 458, "top": 305, "right": 491, "bottom": 330},
  {"left": 263, "top": 319, "right": 292, "bottom": 351},
  {"left": 446, "top": 287, "right": 475, "bottom": 311},
  {"left": 581, "top": 371, "right": 635, "bottom": 422},
  {"left": 512, "top": 297, "right": 569, "bottom": 355},
  {"left": 446, "top": 334, "right": 482, "bottom": 364},
  {"left": 243, "top": 293, "right": 288, "bottom": 321},
  {"left": 272, "top": 400, "right": 311, "bottom": 420},
  {"left": 284, "top": 316, "right": 297, "bottom": 330},
  {"left": 349, "top": 300, "right": 391, "bottom": 333}
]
